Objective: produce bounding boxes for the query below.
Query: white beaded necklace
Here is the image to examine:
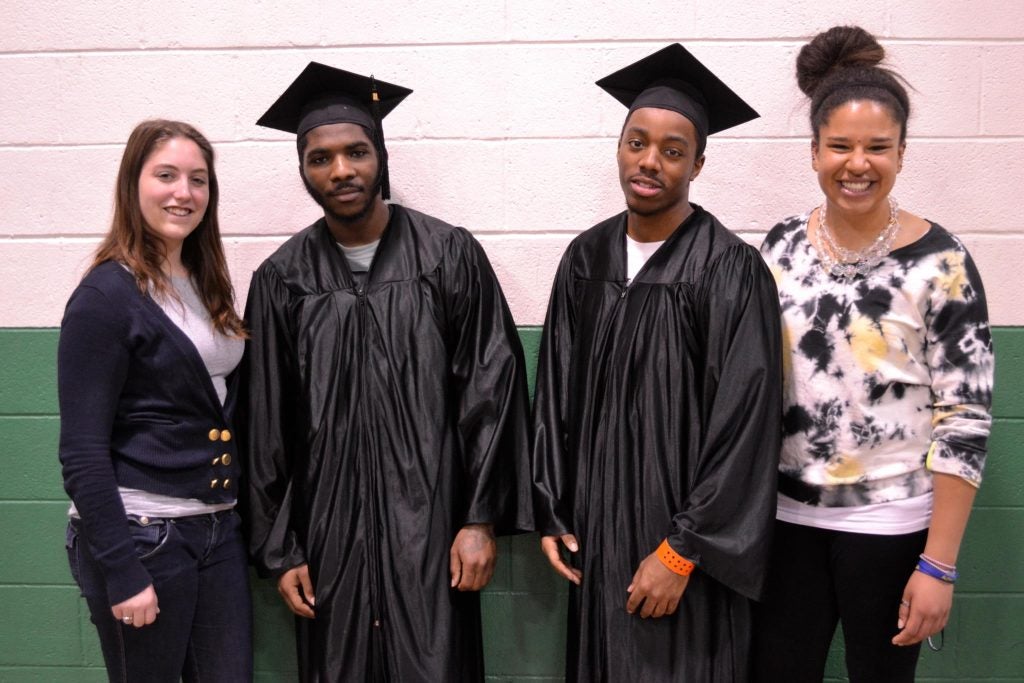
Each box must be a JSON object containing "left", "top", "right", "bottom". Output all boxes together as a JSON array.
[{"left": 815, "top": 196, "right": 900, "bottom": 281}]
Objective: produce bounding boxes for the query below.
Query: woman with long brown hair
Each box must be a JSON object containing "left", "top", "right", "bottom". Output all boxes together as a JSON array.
[{"left": 58, "top": 119, "right": 251, "bottom": 681}]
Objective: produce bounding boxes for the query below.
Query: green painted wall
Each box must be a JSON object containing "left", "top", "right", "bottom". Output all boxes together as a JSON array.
[{"left": 1, "top": 328, "right": 1021, "bottom": 682}]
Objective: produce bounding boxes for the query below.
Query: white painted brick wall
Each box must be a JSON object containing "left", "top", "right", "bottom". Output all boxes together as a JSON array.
[{"left": 2, "top": 1, "right": 1022, "bottom": 325}]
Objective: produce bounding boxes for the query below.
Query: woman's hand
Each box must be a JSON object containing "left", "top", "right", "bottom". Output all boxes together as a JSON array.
[
  {"left": 111, "top": 584, "right": 159, "bottom": 628},
  {"left": 892, "top": 570, "right": 954, "bottom": 646}
]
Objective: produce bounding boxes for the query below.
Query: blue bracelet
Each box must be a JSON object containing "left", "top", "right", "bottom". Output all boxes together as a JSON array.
[{"left": 916, "top": 557, "right": 958, "bottom": 584}]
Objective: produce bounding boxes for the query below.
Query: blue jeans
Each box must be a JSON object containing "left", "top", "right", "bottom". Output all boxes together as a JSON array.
[{"left": 67, "top": 510, "right": 253, "bottom": 682}]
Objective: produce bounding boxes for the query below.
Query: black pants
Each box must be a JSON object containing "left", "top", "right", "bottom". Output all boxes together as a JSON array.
[{"left": 751, "top": 520, "right": 927, "bottom": 683}]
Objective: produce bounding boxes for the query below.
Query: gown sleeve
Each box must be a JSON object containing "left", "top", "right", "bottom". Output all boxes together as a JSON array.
[
  {"left": 443, "top": 229, "right": 533, "bottom": 534},
  {"left": 666, "top": 244, "right": 783, "bottom": 600},
  {"left": 58, "top": 284, "right": 153, "bottom": 604},
  {"left": 530, "top": 246, "right": 577, "bottom": 537},
  {"left": 240, "top": 263, "right": 307, "bottom": 576}
]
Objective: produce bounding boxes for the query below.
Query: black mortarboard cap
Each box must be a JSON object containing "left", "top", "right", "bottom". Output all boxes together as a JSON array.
[
  {"left": 597, "top": 43, "right": 758, "bottom": 145},
  {"left": 257, "top": 62, "right": 412, "bottom": 199},
  {"left": 256, "top": 61, "right": 412, "bottom": 136}
]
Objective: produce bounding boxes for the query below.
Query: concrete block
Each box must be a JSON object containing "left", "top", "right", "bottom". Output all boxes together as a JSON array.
[
  {"left": 484, "top": 537, "right": 513, "bottom": 594},
  {"left": 0, "top": 240, "right": 96, "bottom": 327},
  {"left": 318, "top": 0, "right": 507, "bottom": 44},
  {"left": 691, "top": 0, "right": 889, "bottom": 39},
  {"left": 5, "top": 0, "right": 326, "bottom": 51},
  {"left": 955, "top": 596, "right": 1024, "bottom": 677},
  {"left": 957, "top": 509, "right": 1024, "bottom": 593},
  {"left": 222, "top": 236, "right": 291, "bottom": 313},
  {"left": 955, "top": 235, "right": 1024, "bottom": 327},
  {"left": 509, "top": 533, "right": 570, "bottom": 594},
  {"left": 475, "top": 234, "right": 576, "bottom": 326},
  {"left": 132, "top": 1, "right": 325, "bottom": 49},
  {"left": 689, "top": 139, "right": 818, "bottom": 234},
  {"left": 255, "top": 672, "right": 300, "bottom": 683},
  {"left": 992, "top": 328, "right": 1024, "bottom": 419},
  {"left": 981, "top": 45, "right": 1024, "bottom": 136},
  {"left": 0, "top": 57, "right": 65, "bottom": 144},
  {"left": 490, "top": 45, "right": 612, "bottom": 139},
  {"left": 217, "top": 142, "right": 314, "bottom": 236},
  {"left": 358, "top": 45, "right": 600, "bottom": 141},
  {"left": 0, "top": 417, "right": 64, "bottom": 501},
  {"left": 0, "top": 502, "right": 74, "bottom": 585},
  {"left": 481, "top": 591, "right": 567, "bottom": 677},
  {"left": 518, "top": 326, "right": 543, "bottom": 398},
  {"left": 502, "top": 138, "right": 623, "bottom": 233},
  {"left": 251, "top": 574, "right": 299, "bottom": 673},
  {"left": 0, "top": 586, "right": 85, "bottom": 666},
  {"left": 508, "top": 0, "right": 696, "bottom": 41},
  {"left": 0, "top": 146, "right": 121, "bottom": 236},
  {"left": 0, "top": 53, "right": 258, "bottom": 145},
  {"left": 0, "top": 329, "right": 60, "bottom": 414},
  {"left": 0, "top": 668, "right": 107, "bottom": 682},
  {"left": 897, "top": 140, "right": 1023, "bottom": 235},
  {"left": 888, "top": 44, "right": 982, "bottom": 137},
  {"left": 389, "top": 140, "right": 509, "bottom": 231},
  {"left": 4, "top": 0, "right": 138, "bottom": 53},
  {"left": 978, "top": 420, "right": 1024, "bottom": 507},
  {"left": 889, "top": 1, "right": 1024, "bottom": 39}
]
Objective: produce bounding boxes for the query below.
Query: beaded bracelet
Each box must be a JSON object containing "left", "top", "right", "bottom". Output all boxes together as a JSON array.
[
  {"left": 656, "top": 539, "right": 695, "bottom": 577},
  {"left": 916, "top": 555, "right": 958, "bottom": 584}
]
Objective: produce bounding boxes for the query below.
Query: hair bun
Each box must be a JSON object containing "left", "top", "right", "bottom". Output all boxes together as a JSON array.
[{"left": 796, "top": 26, "right": 885, "bottom": 98}]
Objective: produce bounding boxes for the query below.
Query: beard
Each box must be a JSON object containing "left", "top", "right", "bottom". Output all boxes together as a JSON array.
[{"left": 302, "top": 173, "right": 382, "bottom": 226}]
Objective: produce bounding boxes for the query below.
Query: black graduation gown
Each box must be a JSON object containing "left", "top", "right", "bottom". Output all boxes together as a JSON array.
[
  {"left": 242, "top": 205, "right": 532, "bottom": 682},
  {"left": 532, "top": 206, "right": 782, "bottom": 682}
]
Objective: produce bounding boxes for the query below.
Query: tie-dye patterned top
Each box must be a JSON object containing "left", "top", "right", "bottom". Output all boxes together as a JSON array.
[{"left": 760, "top": 213, "right": 993, "bottom": 508}]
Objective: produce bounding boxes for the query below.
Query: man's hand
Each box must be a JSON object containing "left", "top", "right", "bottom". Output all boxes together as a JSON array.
[
  {"left": 450, "top": 524, "right": 497, "bottom": 591},
  {"left": 277, "top": 564, "right": 315, "bottom": 618},
  {"left": 540, "top": 534, "right": 582, "bottom": 585},
  {"left": 892, "top": 570, "right": 954, "bottom": 646},
  {"left": 626, "top": 551, "right": 689, "bottom": 618},
  {"left": 111, "top": 584, "right": 159, "bottom": 628}
]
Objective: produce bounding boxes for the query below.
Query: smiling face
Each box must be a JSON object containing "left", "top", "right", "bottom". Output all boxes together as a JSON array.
[
  {"left": 813, "top": 99, "right": 905, "bottom": 226},
  {"left": 617, "top": 107, "right": 705, "bottom": 222},
  {"left": 300, "top": 122, "right": 383, "bottom": 226},
  {"left": 137, "top": 136, "right": 210, "bottom": 255}
]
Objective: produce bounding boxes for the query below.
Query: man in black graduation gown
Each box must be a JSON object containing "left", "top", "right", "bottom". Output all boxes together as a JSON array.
[
  {"left": 242, "top": 62, "right": 532, "bottom": 682},
  {"left": 532, "top": 44, "right": 783, "bottom": 681}
]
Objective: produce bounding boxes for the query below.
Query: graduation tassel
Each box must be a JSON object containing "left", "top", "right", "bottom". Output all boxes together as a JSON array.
[{"left": 369, "top": 75, "right": 390, "bottom": 200}]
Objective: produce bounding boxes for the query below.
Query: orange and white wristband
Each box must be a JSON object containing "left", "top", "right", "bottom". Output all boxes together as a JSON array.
[{"left": 656, "top": 539, "right": 695, "bottom": 576}]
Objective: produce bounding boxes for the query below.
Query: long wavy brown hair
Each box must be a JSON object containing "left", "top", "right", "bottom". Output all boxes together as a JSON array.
[{"left": 92, "top": 119, "right": 245, "bottom": 337}]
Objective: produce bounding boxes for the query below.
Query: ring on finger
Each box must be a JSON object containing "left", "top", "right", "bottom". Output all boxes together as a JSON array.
[{"left": 121, "top": 615, "right": 133, "bottom": 624}]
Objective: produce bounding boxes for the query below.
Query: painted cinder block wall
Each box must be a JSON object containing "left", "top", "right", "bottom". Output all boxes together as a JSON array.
[{"left": 1, "top": 1, "right": 1022, "bottom": 680}]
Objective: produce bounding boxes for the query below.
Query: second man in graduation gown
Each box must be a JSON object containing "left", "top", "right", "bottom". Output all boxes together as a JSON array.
[
  {"left": 243, "top": 63, "right": 533, "bottom": 681},
  {"left": 532, "top": 45, "right": 783, "bottom": 681}
]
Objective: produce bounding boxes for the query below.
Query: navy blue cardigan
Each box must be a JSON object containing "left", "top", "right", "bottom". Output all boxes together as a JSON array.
[{"left": 58, "top": 261, "right": 241, "bottom": 604}]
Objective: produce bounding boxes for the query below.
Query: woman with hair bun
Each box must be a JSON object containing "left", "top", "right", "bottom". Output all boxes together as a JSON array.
[
  {"left": 753, "top": 26, "right": 993, "bottom": 682},
  {"left": 58, "top": 119, "right": 252, "bottom": 681}
]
